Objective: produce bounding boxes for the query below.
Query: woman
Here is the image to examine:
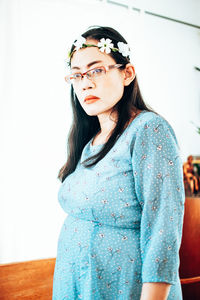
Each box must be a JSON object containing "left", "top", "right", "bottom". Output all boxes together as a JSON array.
[{"left": 52, "top": 26, "right": 185, "bottom": 300}]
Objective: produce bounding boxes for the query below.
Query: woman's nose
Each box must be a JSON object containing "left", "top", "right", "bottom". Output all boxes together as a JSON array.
[{"left": 81, "top": 75, "right": 95, "bottom": 90}]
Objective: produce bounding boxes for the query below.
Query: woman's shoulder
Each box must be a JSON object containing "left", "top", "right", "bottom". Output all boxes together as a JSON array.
[
  {"left": 128, "top": 110, "right": 178, "bottom": 147},
  {"left": 134, "top": 110, "right": 175, "bottom": 135},
  {"left": 135, "top": 110, "right": 168, "bottom": 124}
]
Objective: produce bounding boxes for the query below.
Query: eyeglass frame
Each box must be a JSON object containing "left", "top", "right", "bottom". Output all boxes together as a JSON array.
[{"left": 64, "top": 63, "right": 125, "bottom": 84}]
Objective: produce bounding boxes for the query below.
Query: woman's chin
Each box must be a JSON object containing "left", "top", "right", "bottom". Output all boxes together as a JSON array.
[{"left": 83, "top": 108, "right": 101, "bottom": 117}]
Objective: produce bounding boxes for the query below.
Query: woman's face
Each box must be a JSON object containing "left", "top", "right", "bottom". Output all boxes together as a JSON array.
[{"left": 70, "top": 39, "right": 126, "bottom": 117}]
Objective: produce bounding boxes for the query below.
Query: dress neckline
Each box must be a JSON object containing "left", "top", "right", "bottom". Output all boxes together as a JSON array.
[{"left": 89, "top": 110, "right": 147, "bottom": 149}]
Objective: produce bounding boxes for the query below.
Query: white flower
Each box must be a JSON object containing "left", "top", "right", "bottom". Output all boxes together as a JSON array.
[
  {"left": 99, "top": 233, "right": 105, "bottom": 238},
  {"left": 101, "top": 199, "right": 108, "bottom": 204},
  {"left": 97, "top": 38, "right": 114, "bottom": 54},
  {"left": 74, "top": 36, "right": 86, "bottom": 50},
  {"left": 117, "top": 42, "right": 131, "bottom": 57},
  {"left": 157, "top": 145, "right": 162, "bottom": 150}
]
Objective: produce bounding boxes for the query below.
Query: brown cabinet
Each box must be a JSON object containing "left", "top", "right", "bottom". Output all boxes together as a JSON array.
[{"left": 179, "top": 197, "right": 200, "bottom": 299}]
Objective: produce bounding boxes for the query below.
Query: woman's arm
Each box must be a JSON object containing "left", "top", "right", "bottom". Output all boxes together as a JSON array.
[
  {"left": 131, "top": 115, "right": 185, "bottom": 291},
  {"left": 140, "top": 282, "right": 171, "bottom": 300}
]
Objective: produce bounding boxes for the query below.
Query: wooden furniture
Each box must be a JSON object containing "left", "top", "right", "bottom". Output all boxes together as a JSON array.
[
  {"left": 179, "top": 197, "right": 200, "bottom": 300},
  {"left": 0, "top": 198, "right": 200, "bottom": 299},
  {"left": 0, "top": 258, "right": 56, "bottom": 300}
]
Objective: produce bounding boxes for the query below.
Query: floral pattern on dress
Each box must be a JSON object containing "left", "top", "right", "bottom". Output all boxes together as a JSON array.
[{"left": 52, "top": 111, "right": 185, "bottom": 300}]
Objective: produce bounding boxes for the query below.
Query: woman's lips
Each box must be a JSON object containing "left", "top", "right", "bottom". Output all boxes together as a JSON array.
[
  {"left": 85, "top": 98, "right": 99, "bottom": 104},
  {"left": 84, "top": 96, "right": 100, "bottom": 104}
]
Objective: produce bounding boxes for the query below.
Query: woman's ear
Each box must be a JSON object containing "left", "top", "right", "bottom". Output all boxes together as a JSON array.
[{"left": 123, "top": 63, "right": 136, "bottom": 86}]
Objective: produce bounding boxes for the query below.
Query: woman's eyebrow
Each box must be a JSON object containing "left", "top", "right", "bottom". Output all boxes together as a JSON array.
[{"left": 71, "top": 60, "right": 103, "bottom": 70}]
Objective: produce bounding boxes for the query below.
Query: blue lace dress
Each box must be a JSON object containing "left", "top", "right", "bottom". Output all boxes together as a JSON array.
[{"left": 52, "top": 111, "right": 185, "bottom": 300}]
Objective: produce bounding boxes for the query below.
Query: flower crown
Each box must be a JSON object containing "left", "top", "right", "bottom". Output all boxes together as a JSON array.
[{"left": 67, "top": 36, "right": 131, "bottom": 65}]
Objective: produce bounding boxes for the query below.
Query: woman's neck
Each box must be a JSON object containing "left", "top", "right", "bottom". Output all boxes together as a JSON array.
[{"left": 92, "top": 109, "right": 142, "bottom": 146}]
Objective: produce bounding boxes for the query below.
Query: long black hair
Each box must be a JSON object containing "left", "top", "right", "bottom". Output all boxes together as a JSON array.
[{"left": 58, "top": 26, "right": 156, "bottom": 182}]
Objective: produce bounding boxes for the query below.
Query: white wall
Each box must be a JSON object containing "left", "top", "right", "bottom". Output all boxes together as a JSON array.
[{"left": 1, "top": 0, "right": 200, "bottom": 263}]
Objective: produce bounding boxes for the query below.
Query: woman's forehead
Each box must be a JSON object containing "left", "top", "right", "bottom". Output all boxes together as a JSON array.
[{"left": 70, "top": 44, "right": 115, "bottom": 70}]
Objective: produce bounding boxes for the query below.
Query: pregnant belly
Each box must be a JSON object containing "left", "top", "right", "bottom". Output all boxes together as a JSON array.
[{"left": 57, "top": 214, "right": 142, "bottom": 284}]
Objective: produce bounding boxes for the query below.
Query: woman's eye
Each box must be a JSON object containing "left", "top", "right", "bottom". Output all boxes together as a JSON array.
[
  {"left": 72, "top": 73, "right": 82, "bottom": 79},
  {"left": 91, "top": 68, "right": 104, "bottom": 75}
]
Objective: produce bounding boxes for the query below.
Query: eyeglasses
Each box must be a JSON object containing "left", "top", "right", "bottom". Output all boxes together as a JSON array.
[{"left": 64, "top": 64, "right": 124, "bottom": 85}]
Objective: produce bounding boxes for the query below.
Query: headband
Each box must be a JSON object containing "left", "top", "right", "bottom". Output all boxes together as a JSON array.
[{"left": 67, "top": 36, "right": 131, "bottom": 64}]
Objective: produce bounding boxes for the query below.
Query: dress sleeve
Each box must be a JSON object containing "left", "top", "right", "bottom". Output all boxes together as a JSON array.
[{"left": 131, "top": 115, "right": 185, "bottom": 285}]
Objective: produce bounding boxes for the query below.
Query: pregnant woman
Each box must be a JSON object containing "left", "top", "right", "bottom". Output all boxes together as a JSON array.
[{"left": 52, "top": 25, "right": 185, "bottom": 300}]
